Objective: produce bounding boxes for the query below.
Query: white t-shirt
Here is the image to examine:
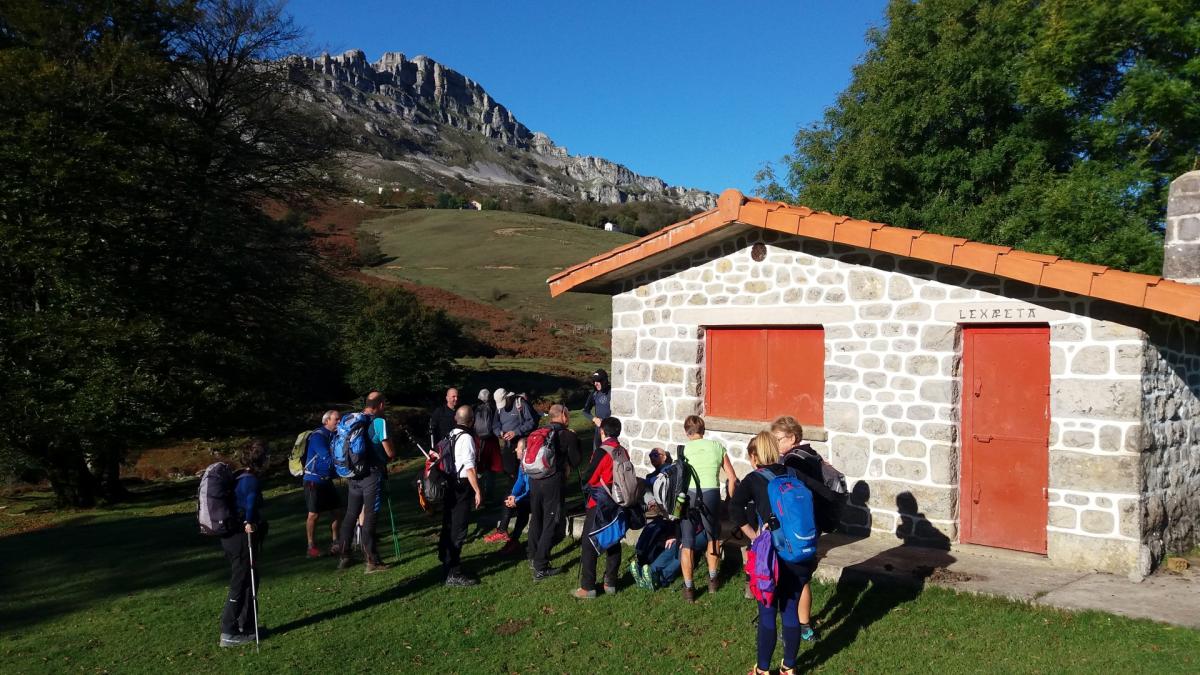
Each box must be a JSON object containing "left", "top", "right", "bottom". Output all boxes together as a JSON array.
[{"left": 451, "top": 429, "right": 476, "bottom": 478}]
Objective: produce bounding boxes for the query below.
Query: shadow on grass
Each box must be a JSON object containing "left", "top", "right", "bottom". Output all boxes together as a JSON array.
[{"left": 796, "top": 488, "right": 955, "bottom": 671}]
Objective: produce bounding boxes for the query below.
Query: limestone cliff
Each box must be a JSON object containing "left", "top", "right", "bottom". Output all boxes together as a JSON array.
[{"left": 291, "top": 50, "right": 715, "bottom": 210}]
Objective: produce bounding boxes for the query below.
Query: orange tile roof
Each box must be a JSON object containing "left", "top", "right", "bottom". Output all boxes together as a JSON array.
[{"left": 547, "top": 189, "right": 1200, "bottom": 323}]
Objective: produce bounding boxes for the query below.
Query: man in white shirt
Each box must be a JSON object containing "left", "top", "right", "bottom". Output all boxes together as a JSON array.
[{"left": 438, "top": 405, "right": 483, "bottom": 586}]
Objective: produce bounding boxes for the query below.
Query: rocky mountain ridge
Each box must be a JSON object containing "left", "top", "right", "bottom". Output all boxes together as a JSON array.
[{"left": 293, "top": 50, "right": 715, "bottom": 210}]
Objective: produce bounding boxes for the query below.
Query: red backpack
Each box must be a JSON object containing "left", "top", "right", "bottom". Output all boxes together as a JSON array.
[{"left": 521, "top": 427, "right": 558, "bottom": 479}]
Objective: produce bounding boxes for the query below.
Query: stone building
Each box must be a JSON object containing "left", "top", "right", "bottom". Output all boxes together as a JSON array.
[{"left": 548, "top": 173, "right": 1200, "bottom": 580}]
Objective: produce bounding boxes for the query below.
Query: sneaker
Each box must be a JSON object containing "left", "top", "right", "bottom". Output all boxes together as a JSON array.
[
  {"left": 571, "top": 587, "right": 596, "bottom": 599},
  {"left": 682, "top": 586, "right": 696, "bottom": 604},
  {"left": 603, "top": 584, "right": 617, "bottom": 595},
  {"left": 498, "top": 539, "right": 522, "bottom": 555},
  {"left": 219, "top": 632, "right": 253, "bottom": 648},
  {"left": 708, "top": 577, "right": 720, "bottom": 594},
  {"left": 328, "top": 542, "right": 342, "bottom": 557},
  {"left": 799, "top": 624, "right": 818, "bottom": 642},
  {"left": 628, "top": 560, "right": 644, "bottom": 588},
  {"left": 483, "top": 529, "right": 509, "bottom": 544},
  {"left": 444, "top": 573, "right": 479, "bottom": 587},
  {"left": 365, "top": 561, "right": 391, "bottom": 574},
  {"left": 336, "top": 557, "right": 354, "bottom": 570},
  {"left": 642, "top": 564, "right": 655, "bottom": 590},
  {"left": 780, "top": 665, "right": 797, "bottom": 675},
  {"left": 532, "top": 567, "right": 562, "bottom": 581},
  {"left": 307, "top": 545, "right": 321, "bottom": 559}
]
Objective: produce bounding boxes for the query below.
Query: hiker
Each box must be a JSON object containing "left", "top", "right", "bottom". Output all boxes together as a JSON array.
[
  {"left": 485, "top": 387, "right": 535, "bottom": 540},
  {"left": 679, "top": 414, "right": 738, "bottom": 603},
  {"left": 304, "top": 410, "right": 344, "bottom": 558},
  {"left": 582, "top": 369, "right": 611, "bottom": 451},
  {"left": 731, "top": 430, "right": 811, "bottom": 675},
  {"left": 437, "top": 404, "right": 484, "bottom": 586},
  {"left": 527, "top": 403, "right": 578, "bottom": 580},
  {"left": 642, "top": 447, "right": 672, "bottom": 512},
  {"left": 739, "top": 433, "right": 768, "bottom": 599},
  {"left": 572, "top": 416, "right": 623, "bottom": 599},
  {"left": 429, "top": 387, "right": 459, "bottom": 446},
  {"left": 336, "top": 392, "right": 396, "bottom": 574},
  {"left": 474, "top": 388, "right": 503, "bottom": 496},
  {"left": 628, "top": 508, "right": 707, "bottom": 591},
  {"left": 218, "top": 440, "right": 269, "bottom": 648},
  {"left": 491, "top": 439, "right": 531, "bottom": 555},
  {"left": 772, "top": 415, "right": 841, "bottom": 642}
]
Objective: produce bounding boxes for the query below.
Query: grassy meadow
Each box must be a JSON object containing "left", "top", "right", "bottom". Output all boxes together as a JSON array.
[
  {"left": 2, "top": 462, "right": 1197, "bottom": 674},
  {"left": 359, "top": 209, "right": 634, "bottom": 330}
]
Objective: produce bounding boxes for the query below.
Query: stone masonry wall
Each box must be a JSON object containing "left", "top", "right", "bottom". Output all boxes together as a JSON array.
[
  {"left": 607, "top": 228, "right": 1154, "bottom": 576},
  {"left": 1141, "top": 314, "right": 1200, "bottom": 570}
]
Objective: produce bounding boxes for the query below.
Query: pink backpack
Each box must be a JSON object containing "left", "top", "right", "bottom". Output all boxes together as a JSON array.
[{"left": 744, "top": 529, "right": 778, "bottom": 606}]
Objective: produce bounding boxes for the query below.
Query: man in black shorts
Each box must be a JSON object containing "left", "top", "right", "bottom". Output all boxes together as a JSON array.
[{"left": 304, "top": 410, "right": 345, "bottom": 558}]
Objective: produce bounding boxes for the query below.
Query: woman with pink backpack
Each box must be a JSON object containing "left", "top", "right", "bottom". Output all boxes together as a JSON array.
[{"left": 730, "top": 431, "right": 813, "bottom": 675}]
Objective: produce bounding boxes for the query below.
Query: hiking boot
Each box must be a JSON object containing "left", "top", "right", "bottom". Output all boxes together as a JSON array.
[
  {"left": 779, "top": 665, "right": 797, "bottom": 675},
  {"left": 708, "top": 577, "right": 720, "bottom": 594},
  {"left": 444, "top": 573, "right": 479, "bottom": 587},
  {"left": 219, "top": 632, "right": 253, "bottom": 648},
  {"left": 571, "top": 587, "right": 596, "bottom": 600},
  {"left": 799, "top": 624, "right": 818, "bottom": 642},
  {"left": 365, "top": 561, "right": 391, "bottom": 574},
  {"left": 336, "top": 557, "right": 354, "bottom": 570},
  {"left": 682, "top": 586, "right": 696, "bottom": 604},
  {"left": 307, "top": 545, "right": 321, "bottom": 559},
  {"left": 642, "top": 564, "right": 655, "bottom": 590},
  {"left": 628, "top": 560, "right": 646, "bottom": 589},
  {"left": 532, "top": 567, "right": 562, "bottom": 581},
  {"left": 498, "top": 538, "right": 522, "bottom": 555}
]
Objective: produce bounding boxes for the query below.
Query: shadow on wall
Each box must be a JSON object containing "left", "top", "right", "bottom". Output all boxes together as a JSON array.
[{"left": 800, "top": 483, "right": 956, "bottom": 671}]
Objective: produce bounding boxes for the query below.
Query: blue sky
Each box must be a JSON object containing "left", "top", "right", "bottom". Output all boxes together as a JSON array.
[{"left": 286, "top": 0, "right": 890, "bottom": 195}]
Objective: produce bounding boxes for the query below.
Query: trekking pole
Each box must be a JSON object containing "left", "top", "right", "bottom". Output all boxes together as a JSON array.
[
  {"left": 246, "top": 530, "right": 261, "bottom": 653},
  {"left": 385, "top": 482, "right": 401, "bottom": 560}
]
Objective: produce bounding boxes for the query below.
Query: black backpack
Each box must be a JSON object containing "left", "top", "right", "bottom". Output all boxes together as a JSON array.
[{"left": 420, "top": 430, "right": 464, "bottom": 506}]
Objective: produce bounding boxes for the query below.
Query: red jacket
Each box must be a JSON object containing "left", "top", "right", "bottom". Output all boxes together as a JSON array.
[{"left": 584, "top": 438, "right": 616, "bottom": 508}]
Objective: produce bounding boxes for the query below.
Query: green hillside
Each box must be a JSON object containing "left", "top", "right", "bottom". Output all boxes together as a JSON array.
[{"left": 360, "top": 209, "right": 634, "bottom": 329}]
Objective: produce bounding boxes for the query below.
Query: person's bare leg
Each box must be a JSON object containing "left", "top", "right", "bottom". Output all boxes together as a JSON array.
[
  {"left": 306, "top": 512, "right": 318, "bottom": 548},
  {"left": 705, "top": 540, "right": 721, "bottom": 576},
  {"left": 680, "top": 547, "right": 694, "bottom": 584},
  {"left": 799, "top": 582, "right": 813, "bottom": 624},
  {"left": 330, "top": 510, "right": 343, "bottom": 546}
]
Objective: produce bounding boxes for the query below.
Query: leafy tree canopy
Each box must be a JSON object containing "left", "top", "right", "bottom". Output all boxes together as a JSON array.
[{"left": 758, "top": 0, "right": 1200, "bottom": 274}]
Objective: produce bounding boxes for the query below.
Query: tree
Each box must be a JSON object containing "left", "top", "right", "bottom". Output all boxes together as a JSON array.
[
  {"left": 0, "top": 0, "right": 341, "bottom": 505},
  {"left": 340, "top": 287, "right": 461, "bottom": 400},
  {"left": 759, "top": 0, "right": 1200, "bottom": 274}
]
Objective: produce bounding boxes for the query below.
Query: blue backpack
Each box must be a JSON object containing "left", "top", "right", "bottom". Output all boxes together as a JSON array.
[
  {"left": 758, "top": 467, "right": 819, "bottom": 563},
  {"left": 332, "top": 413, "right": 373, "bottom": 479}
]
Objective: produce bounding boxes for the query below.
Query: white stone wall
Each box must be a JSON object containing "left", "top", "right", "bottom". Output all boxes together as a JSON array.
[{"left": 607, "top": 229, "right": 1163, "bottom": 576}]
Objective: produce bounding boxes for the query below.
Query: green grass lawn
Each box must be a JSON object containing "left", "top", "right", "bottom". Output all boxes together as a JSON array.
[
  {"left": 359, "top": 209, "right": 633, "bottom": 329},
  {"left": 2, "top": 467, "right": 1197, "bottom": 674}
]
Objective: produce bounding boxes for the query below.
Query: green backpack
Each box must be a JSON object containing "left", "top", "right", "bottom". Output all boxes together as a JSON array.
[{"left": 288, "top": 430, "right": 315, "bottom": 478}]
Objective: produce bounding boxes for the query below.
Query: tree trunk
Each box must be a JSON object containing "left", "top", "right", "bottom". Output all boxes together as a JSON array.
[
  {"left": 95, "top": 440, "right": 130, "bottom": 503},
  {"left": 45, "top": 440, "right": 97, "bottom": 508}
]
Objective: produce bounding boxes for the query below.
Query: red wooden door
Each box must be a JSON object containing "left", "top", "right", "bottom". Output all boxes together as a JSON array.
[{"left": 960, "top": 326, "right": 1050, "bottom": 554}]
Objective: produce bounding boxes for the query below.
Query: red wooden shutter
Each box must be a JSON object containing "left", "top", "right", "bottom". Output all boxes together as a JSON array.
[
  {"left": 706, "top": 327, "right": 824, "bottom": 426},
  {"left": 765, "top": 328, "right": 824, "bottom": 426},
  {"left": 706, "top": 328, "right": 765, "bottom": 419}
]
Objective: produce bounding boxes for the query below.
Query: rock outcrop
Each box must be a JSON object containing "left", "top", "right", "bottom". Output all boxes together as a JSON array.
[{"left": 292, "top": 50, "right": 715, "bottom": 210}]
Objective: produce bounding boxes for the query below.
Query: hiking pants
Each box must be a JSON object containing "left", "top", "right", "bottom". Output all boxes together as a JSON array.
[
  {"left": 578, "top": 505, "right": 621, "bottom": 591},
  {"left": 439, "top": 480, "right": 472, "bottom": 577},
  {"left": 500, "top": 499, "right": 529, "bottom": 540},
  {"left": 650, "top": 540, "right": 682, "bottom": 588},
  {"left": 219, "top": 523, "right": 267, "bottom": 635},
  {"left": 339, "top": 468, "right": 383, "bottom": 564},
  {"left": 527, "top": 475, "right": 563, "bottom": 572}
]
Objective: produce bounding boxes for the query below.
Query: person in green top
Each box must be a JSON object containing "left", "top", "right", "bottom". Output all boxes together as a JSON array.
[{"left": 679, "top": 415, "right": 738, "bottom": 603}]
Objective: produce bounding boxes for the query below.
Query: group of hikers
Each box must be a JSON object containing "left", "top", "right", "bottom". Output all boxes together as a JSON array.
[{"left": 204, "top": 368, "right": 846, "bottom": 675}]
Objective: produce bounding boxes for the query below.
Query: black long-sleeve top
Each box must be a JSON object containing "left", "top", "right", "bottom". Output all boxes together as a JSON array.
[{"left": 730, "top": 461, "right": 836, "bottom": 531}]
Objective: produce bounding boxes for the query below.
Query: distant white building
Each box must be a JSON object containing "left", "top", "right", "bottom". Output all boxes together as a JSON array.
[
  {"left": 468, "top": 200, "right": 483, "bottom": 211},
  {"left": 604, "top": 221, "right": 618, "bottom": 232}
]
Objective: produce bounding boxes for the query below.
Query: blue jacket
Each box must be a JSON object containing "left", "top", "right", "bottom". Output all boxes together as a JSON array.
[
  {"left": 583, "top": 390, "right": 611, "bottom": 419},
  {"left": 497, "top": 399, "right": 536, "bottom": 438},
  {"left": 235, "top": 472, "right": 264, "bottom": 525},
  {"left": 303, "top": 427, "right": 335, "bottom": 483},
  {"left": 510, "top": 466, "right": 529, "bottom": 502}
]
